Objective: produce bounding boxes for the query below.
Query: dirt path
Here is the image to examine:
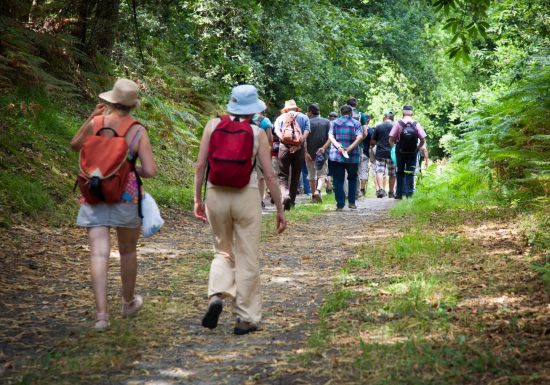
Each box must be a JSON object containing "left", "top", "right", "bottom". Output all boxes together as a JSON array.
[{"left": 0, "top": 197, "right": 395, "bottom": 384}]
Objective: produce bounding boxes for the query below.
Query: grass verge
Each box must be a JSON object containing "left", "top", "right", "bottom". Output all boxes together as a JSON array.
[{"left": 289, "top": 164, "right": 548, "bottom": 384}]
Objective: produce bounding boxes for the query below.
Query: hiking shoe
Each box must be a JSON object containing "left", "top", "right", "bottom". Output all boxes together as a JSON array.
[
  {"left": 94, "top": 313, "right": 110, "bottom": 331},
  {"left": 326, "top": 189, "right": 333, "bottom": 195},
  {"left": 376, "top": 189, "right": 383, "bottom": 198},
  {"left": 202, "top": 296, "right": 223, "bottom": 329},
  {"left": 388, "top": 191, "right": 395, "bottom": 199},
  {"left": 348, "top": 204, "right": 357, "bottom": 209},
  {"left": 335, "top": 207, "right": 344, "bottom": 212},
  {"left": 312, "top": 190, "right": 322, "bottom": 203},
  {"left": 394, "top": 195, "right": 403, "bottom": 200},
  {"left": 283, "top": 198, "right": 292, "bottom": 211},
  {"left": 234, "top": 318, "right": 258, "bottom": 335},
  {"left": 360, "top": 188, "right": 366, "bottom": 196},
  {"left": 380, "top": 189, "right": 387, "bottom": 197},
  {"left": 122, "top": 295, "right": 143, "bottom": 318}
]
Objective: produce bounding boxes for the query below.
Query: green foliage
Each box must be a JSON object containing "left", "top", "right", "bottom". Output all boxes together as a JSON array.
[
  {"left": 391, "top": 163, "right": 495, "bottom": 223},
  {"left": 0, "top": 16, "right": 84, "bottom": 95},
  {"left": 356, "top": 337, "right": 517, "bottom": 385},
  {"left": 319, "top": 289, "right": 355, "bottom": 318},
  {"left": 0, "top": 171, "right": 55, "bottom": 219},
  {"left": 433, "top": 0, "right": 492, "bottom": 62},
  {"left": 455, "top": 56, "right": 550, "bottom": 204}
]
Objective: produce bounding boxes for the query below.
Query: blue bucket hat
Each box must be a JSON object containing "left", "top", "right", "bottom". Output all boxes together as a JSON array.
[{"left": 227, "top": 85, "right": 266, "bottom": 115}]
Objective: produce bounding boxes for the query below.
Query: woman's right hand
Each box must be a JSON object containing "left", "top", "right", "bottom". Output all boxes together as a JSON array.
[
  {"left": 91, "top": 103, "right": 107, "bottom": 117},
  {"left": 276, "top": 212, "right": 287, "bottom": 234}
]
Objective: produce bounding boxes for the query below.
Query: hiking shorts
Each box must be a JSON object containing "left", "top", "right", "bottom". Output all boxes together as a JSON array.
[
  {"left": 305, "top": 157, "right": 328, "bottom": 181},
  {"left": 375, "top": 158, "right": 396, "bottom": 176},
  {"left": 359, "top": 154, "right": 370, "bottom": 180}
]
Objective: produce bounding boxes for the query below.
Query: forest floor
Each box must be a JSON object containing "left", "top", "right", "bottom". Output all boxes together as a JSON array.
[{"left": 0, "top": 195, "right": 548, "bottom": 384}]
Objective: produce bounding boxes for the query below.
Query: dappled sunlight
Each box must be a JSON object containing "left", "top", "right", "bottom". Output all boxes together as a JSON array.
[
  {"left": 359, "top": 329, "right": 408, "bottom": 345},
  {"left": 458, "top": 294, "right": 526, "bottom": 309}
]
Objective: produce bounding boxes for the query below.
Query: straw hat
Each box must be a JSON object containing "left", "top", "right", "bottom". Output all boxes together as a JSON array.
[
  {"left": 281, "top": 99, "right": 301, "bottom": 113},
  {"left": 99, "top": 79, "right": 140, "bottom": 108},
  {"left": 226, "top": 85, "right": 266, "bottom": 115}
]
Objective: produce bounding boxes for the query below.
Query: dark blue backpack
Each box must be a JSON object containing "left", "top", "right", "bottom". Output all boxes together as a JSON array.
[{"left": 398, "top": 120, "right": 418, "bottom": 153}]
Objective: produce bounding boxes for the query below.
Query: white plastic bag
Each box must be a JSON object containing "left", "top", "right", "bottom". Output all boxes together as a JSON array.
[{"left": 142, "top": 192, "right": 164, "bottom": 237}]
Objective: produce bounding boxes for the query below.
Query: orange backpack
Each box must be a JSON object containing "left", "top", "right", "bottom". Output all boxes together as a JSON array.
[
  {"left": 280, "top": 112, "right": 303, "bottom": 146},
  {"left": 77, "top": 116, "right": 139, "bottom": 204}
]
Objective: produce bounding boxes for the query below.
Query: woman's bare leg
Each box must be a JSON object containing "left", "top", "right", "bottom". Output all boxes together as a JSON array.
[
  {"left": 116, "top": 227, "right": 140, "bottom": 302},
  {"left": 88, "top": 227, "right": 111, "bottom": 315}
]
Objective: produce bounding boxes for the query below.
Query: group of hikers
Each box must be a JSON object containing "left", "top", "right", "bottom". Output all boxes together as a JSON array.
[
  {"left": 254, "top": 96, "right": 429, "bottom": 211},
  {"left": 71, "top": 80, "right": 428, "bottom": 335}
]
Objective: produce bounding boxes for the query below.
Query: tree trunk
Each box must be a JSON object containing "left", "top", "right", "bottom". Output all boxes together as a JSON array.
[
  {"left": 91, "top": 0, "right": 121, "bottom": 56},
  {"left": 72, "top": 0, "right": 96, "bottom": 49}
]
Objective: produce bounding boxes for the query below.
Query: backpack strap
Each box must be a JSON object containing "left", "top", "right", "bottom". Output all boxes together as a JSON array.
[
  {"left": 92, "top": 115, "right": 105, "bottom": 135},
  {"left": 115, "top": 116, "right": 140, "bottom": 137},
  {"left": 92, "top": 115, "right": 140, "bottom": 137}
]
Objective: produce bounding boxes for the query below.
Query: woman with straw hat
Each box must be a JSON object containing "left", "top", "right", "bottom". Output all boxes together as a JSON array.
[{"left": 71, "top": 78, "right": 157, "bottom": 330}]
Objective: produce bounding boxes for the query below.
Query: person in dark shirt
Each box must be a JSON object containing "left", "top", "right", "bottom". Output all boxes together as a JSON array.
[
  {"left": 358, "top": 114, "right": 373, "bottom": 196},
  {"left": 305, "top": 104, "right": 331, "bottom": 202},
  {"left": 371, "top": 112, "right": 396, "bottom": 198}
]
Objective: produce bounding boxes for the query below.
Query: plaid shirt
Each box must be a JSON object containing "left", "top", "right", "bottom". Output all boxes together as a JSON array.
[{"left": 328, "top": 116, "right": 363, "bottom": 163}]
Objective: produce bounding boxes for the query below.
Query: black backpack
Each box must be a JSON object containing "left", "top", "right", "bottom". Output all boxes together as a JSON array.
[{"left": 398, "top": 120, "right": 418, "bottom": 153}]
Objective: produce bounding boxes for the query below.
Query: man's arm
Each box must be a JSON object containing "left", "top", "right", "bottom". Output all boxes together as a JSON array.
[
  {"left": 417, "top": 137, "right": 425, "bottom": 149},
  {"left": 421, "top": 146, "right": 429, "bottom": 167},
  {"left": 389, "top": 121, "right": 399, "bottom": 146},
  {"left": 346, "top": 134, "right": 364, "bottom": 152},
  {"left": 318, "top": 138, "right": 331, "bottom": 153}
]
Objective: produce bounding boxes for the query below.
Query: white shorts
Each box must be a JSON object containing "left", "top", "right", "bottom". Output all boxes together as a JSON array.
[{"left": 359, "top": 154, "right": 370, "bottom": 180}]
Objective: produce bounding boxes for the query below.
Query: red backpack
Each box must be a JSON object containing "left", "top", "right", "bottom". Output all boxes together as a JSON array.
[
  {"left": 77, "top": 115, "right": 139, "bottom": 204},
  {"left": 207, "top": 115, "right": 254, "bottom": 188}
]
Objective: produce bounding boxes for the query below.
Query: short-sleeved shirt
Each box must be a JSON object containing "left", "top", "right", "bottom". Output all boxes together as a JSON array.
[
  {"left": 253, "top": 114, "right": 272, "bottom": 131},
  {"left": 389, "top": 116, "right": 427, "bottom": 141},
  {"left": 352, "top": 108, "right": 368, "bottom": 126},
  {"left": 372, "top": 121, "right": 394, "bottom": 159},
  {"left": 306, "top": 115, "right": 331, "bottom": 158},
  {"left": 328, "top": 116, "right": 363, "bottom": 163}
]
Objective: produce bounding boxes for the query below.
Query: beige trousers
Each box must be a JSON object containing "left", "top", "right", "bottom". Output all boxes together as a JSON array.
[{"left": 205, "top": 186, "right": 262, "bottom": 324}]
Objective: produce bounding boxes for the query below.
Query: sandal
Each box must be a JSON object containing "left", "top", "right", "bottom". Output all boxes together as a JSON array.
[
  {"left": 122, "top": 295, "right": 143, "bottom": 318},
  {"left": 94, "top": 312, "right": 110, "bottom": 331}
]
